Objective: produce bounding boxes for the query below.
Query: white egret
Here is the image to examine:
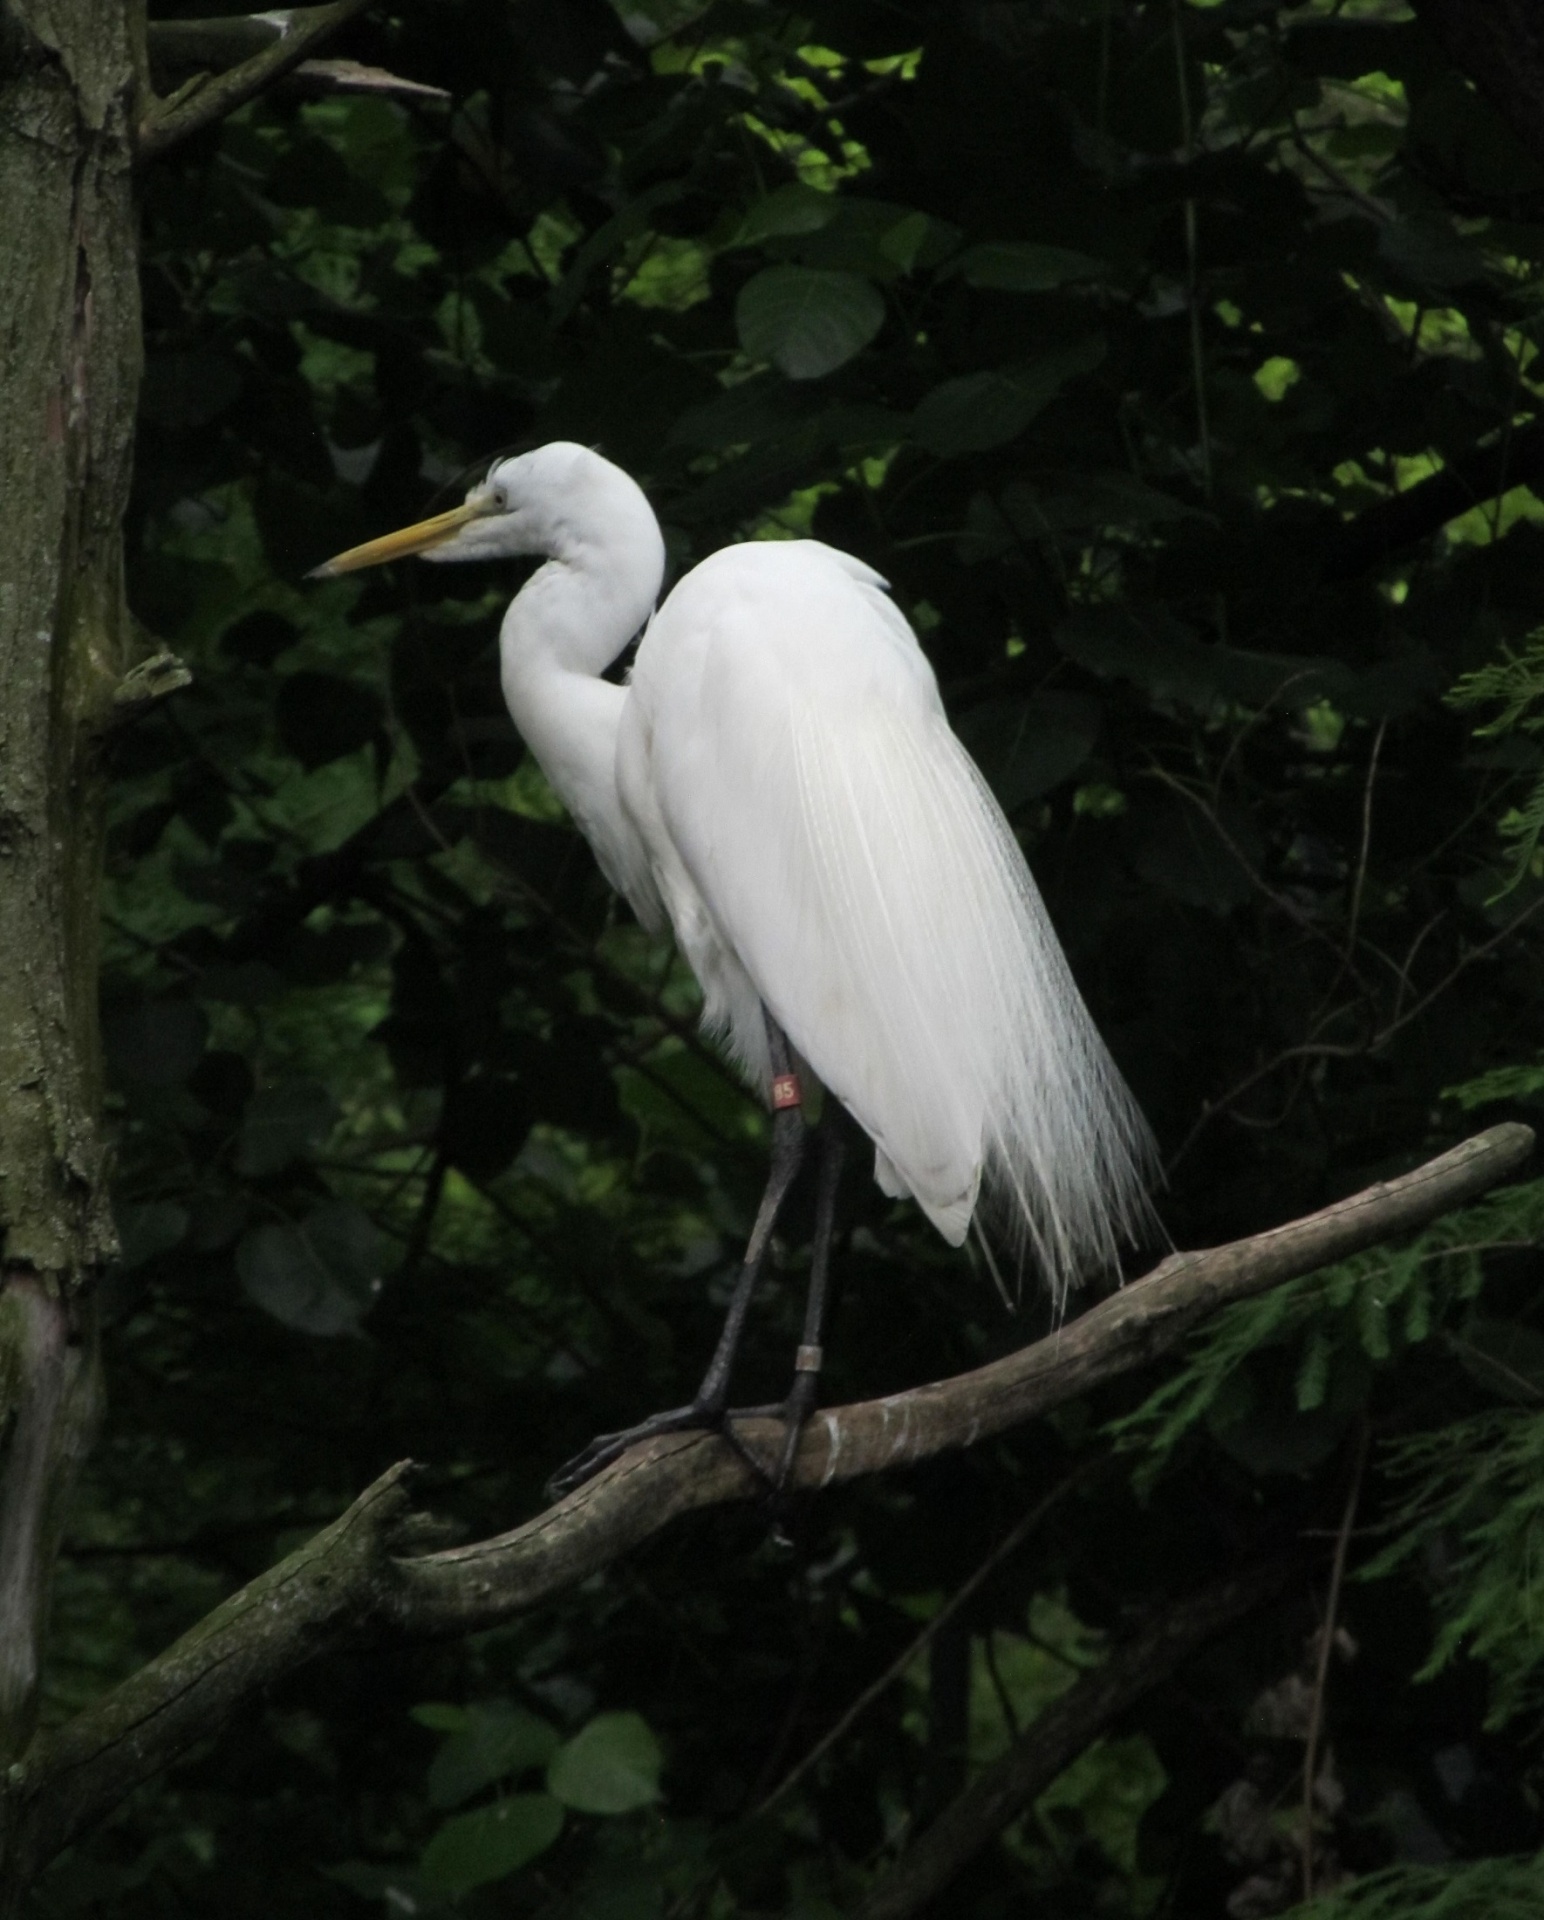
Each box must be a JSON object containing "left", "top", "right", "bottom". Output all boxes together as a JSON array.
[{"left": 311, "top": 443, "right": 1155, "bottom": 1493}]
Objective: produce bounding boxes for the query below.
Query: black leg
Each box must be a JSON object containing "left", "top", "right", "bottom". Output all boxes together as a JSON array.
[
  {"left": 546, "top": 1015, "right": 807, "bottom": 1501},
  {"left": 772, "top": 1102, "right": 848, "bottom": 1496},
  {"left": 695, "top": 1020, "right": 806, "bottom": 1416}
]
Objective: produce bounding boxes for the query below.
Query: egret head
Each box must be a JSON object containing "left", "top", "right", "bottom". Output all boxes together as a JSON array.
[{"left": 307, "top": 442, "right": 620, "bottom": 579}]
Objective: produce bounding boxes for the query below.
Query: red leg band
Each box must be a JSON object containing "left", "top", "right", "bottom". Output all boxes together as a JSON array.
[{"left": 771, "top": 1072, "right": 803, "bottom": 1112}]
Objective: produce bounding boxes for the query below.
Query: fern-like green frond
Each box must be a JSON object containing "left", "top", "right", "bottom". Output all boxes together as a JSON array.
[
  {"left": 1449, "top": 629, "right": 1544, "bottom": 892},
  {"left": 1445, "top": 1063, "right": 1544, "bottom": 1111},
  {"left": 1112, "top": 1179, "right": 1544, "bottom": 1492},
  {"left": 1292, "top": 1854, "right": 1544, "bottom": 1919},
  {"left": 1493, "top": 783, "right": 1544, "bottom": 894},
  {"left": 1449, "top": 630, "right": 1544, "bottom": 738},
  {"left": 1364, "top": 1406, "right": 1544, "bottom": 1725}
]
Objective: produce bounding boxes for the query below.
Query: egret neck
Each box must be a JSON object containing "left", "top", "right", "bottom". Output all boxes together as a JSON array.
[{"left": 495, "top": 500, "right": 664, "bottom": 904}]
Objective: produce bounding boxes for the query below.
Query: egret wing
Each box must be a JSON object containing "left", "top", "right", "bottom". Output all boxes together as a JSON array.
[{"left": 630, "top": 541, "right": 1153, "bottom": 1292}]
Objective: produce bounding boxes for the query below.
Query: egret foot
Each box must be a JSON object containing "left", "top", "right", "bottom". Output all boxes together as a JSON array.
[{"left": 545, "top": 1399, "right": 783, "bottom": 1501}]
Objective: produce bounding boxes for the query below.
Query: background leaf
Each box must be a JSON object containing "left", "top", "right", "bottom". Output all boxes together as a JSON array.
[
  {"left": 912, "top": 339, "right": 1106, "bottom": 455},
  {"left": 547, "top": 1713, "right": 663, "bottom": 1815},
  {"left": 427, "top": 1703, "right": 561, "bottom": 1810},
  {"left": 735, "top": 267, "right": 886, "bottom": 380},
  {"left": 419, "top": 1794, "right": 564, "bottom": 1894},
  {"left": 235, "top": 1202, "right": 380, "bottom": 1336},
  {"left": 950, "top": 242, "right": 1105, "bottom": 291}
]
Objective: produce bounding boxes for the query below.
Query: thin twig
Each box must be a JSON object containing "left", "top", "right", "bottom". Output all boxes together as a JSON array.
[
  {"left": 1169, "top": 890, "right": 1544, "bottom": 1173},
  {"left": 1171, "top": 0, "right": 1212, "bottom": 496},
  {"left": 1300, "top": 1418, "right": 1369, "bottom": 1901},
  {"left": 1344, "top": 718, "right": 1387, "bottom": 963},
  {"left": 759, "top": 1461, "right": 1103, "bottom": 1813},
  {"left": 398, "top": 1148, "right": 448, "bottom": 1285}
]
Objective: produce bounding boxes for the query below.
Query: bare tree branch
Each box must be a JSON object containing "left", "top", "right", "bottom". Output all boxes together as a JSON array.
[
  {"left": 146, "top": 21, "right": 450, "bottom": 105},
  {"left": 858, "top": 1558, "right": 1296, "bottom": 1920},
  {"left": 283, "top": 59, "right": 450, "bottom": 104},
  {"left": 147, "top": 16, "right": 303, "bottom": 70},
  {"left": 8, "top": 1122, "right": 1532, "bottom": 1877},
  {"left": 1300, "top": 1422, "right": 1369, "bottom": 1901},
  {"left": 136, "top": 1, "right": 375, "bottom": 161}
]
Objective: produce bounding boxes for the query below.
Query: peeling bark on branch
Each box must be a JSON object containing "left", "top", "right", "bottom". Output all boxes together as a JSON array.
[{"left": 6, "top": 1123, "right": 1530, "bottom": 1881}]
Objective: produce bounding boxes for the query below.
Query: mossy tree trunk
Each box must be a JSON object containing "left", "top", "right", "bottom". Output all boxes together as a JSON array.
[{"left": 0, "top": 0, "right": 142, "bottom": 1895}]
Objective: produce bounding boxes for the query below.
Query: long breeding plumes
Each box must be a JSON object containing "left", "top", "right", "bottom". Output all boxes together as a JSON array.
[{"left": 797, "top": 701, "right": 1155, "bottom": 1296}]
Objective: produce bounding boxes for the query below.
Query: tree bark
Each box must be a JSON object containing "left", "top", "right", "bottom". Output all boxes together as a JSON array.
[
  {"left": 0, "top": 2, "right": 390, "bottom": 1902},
  {"left": 0, "top": 5, "right": 147, "bottom": 1911},
  {"left": 0, "top": 0, "right": 142, "bottom": 1830}
]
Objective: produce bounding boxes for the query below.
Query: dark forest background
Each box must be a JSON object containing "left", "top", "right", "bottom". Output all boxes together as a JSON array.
[{"left": 38, "top": 0, "right": 1544, "bottom": 1912}]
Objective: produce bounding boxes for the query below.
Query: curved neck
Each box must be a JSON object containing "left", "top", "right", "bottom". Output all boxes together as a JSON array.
[
  {"left": 500, "top": 459, "right": 665, "bottom": 682},
  {"left": 496, "top": 497, "right": 664, "bottom": 901}
]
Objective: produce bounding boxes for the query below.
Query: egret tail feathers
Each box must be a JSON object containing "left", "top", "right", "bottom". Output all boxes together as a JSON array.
[{"left": 785, "top": 696, "right": 1157, "bottom": 1300}]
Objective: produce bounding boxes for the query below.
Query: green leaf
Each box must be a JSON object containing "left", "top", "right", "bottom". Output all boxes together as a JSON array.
[
  {"left": 733, "top": 183, "right": 837, "bottom": 245},
  {"left": 236, "top": 1081, "right": 337, "bottom": 1177},
  {"left": 411, "top": 1704, "right": 472, "bottom": 1734},
  {"left": 236, "top": 1202, "right": 381, "bottom": 1337},
  {"left": 735, "top": 267, "right": 885, "bottom": 380},
  {"left": 1002, "top": 472, "right": 1210, "bottom": 533},
  {"left": 912, "top": 337, "right": 1105, "bottom": 455},
  {"left": 547, "top": 1712, "right": 662, "bottom": 1815},
  {"left": 116, "top": 1201, "right": 189, "bottom": 1270},
  {"left": 770, "top": 196, "right": 961, "bottom": 277},
  {"left": 954, "top": 693, "right": 1102, "bottom": 810},
  {"left": 427, "top": 1703, "right": 561, "bottom": 1809},
  {"left": 419, "top": 1794, "right": 564, "bottom": 1894},
  {"left": 879, "top": 210, "right": 931, "bottom": 271},
  {"left": 949, "top": 242, "right": 1105, "bottom": 291}
]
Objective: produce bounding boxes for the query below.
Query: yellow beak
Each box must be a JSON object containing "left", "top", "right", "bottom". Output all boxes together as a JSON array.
[{"left": 306, "top": 496, "right": 499, "bottom": 579}]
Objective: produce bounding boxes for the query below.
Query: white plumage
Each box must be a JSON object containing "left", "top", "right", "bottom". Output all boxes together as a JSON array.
[{"left": 314, "top": 441, "right": 1155, "bottom": 1301}]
